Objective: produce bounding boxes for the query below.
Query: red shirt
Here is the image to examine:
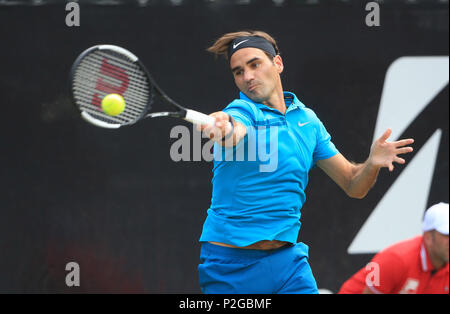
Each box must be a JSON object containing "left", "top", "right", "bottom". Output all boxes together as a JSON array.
[{"left": 339, "top": 236, "right": 449, "bottom": 294}]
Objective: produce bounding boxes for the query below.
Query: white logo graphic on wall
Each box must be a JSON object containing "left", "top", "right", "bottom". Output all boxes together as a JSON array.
[{"left": 348, "top": 56, "right": 449, "bottom": 254}]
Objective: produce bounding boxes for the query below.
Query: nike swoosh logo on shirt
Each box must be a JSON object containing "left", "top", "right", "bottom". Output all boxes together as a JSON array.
[
  {"left": 233, "top": 39, "right": 249, "bottom": 49},
  {"left": 298, "top": 121, "right": 311, "bottom": 127}
]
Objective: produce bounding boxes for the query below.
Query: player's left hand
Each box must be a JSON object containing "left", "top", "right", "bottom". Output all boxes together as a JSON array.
[{"left": 368, "top": 128, "right": 414, "bottom": 172}]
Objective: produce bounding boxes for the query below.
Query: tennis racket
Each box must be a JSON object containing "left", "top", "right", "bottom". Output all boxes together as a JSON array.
[{"left": 69, "top": 44, "right": 216, "bottom": 129}]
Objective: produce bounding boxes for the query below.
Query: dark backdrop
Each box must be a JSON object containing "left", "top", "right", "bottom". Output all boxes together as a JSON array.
[{"left": 0, "top": 1, "right": 448, "bottom": 293}]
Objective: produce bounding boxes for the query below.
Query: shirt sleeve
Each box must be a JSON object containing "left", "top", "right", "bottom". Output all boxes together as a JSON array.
[
  {"left": 222, "top": 100, "right": 255, "bottom": 127},
  {"left": 313, "top": 118, "right": 339, "bottom": 164}
]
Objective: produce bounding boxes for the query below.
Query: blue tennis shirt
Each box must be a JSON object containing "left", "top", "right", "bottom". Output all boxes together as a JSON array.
[{"left": 199, "top": 91, "right": 339, "bottom": 247}]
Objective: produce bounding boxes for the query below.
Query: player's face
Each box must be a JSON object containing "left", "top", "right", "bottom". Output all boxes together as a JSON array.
[
  {"left": 230, "top": 48, "right": 283, "bottom": 103},
  {"left": 429, "top": 231, "right": 449, "bottom": 264}
]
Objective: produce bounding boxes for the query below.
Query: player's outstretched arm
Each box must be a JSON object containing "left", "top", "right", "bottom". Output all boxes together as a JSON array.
[
  {"left": 317, "top": 128, "right": 414, "bottom": 199},
  {"left": 197, "top": 111, "right": 247, "bottom": 147}
]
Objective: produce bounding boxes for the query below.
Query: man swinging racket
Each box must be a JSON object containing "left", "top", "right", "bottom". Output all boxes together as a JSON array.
[{"left": 196, "top": 30, "right": 414, "bottom": 294}]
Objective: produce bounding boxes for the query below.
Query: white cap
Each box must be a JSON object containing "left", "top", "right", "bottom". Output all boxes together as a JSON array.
[{"left": 422, "top": 203, "right": 449, "bottom": 235}]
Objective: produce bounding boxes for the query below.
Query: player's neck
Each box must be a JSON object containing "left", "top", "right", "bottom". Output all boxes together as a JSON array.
[{"left": 262, "top": 86, "right": 286, "bottom": 115}]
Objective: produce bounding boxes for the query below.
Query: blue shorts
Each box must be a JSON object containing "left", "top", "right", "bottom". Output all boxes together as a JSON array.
[{"left": 198, "top": 242, "right": 318, "bottom": 294}]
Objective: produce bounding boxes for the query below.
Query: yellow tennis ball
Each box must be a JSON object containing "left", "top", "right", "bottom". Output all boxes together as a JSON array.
[{"left": 101, "top": 94, "right": 125, "bottom": 116}]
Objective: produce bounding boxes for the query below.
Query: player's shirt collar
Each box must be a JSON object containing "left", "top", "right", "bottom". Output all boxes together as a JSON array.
[{"left": 239, "top": 91, "right": 306, "bottom": 114}]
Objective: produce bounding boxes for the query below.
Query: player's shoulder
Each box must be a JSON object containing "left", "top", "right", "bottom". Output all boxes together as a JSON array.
[
  {"left": 292, "top": 96, "right": 322, "bottom": 123},
  {"left": 225, "top": 98, "right": 256, "bottom": 112},
  {"left": 223, "top": 97, "right": 259, "bottom": 124},
  {"left": 297, "top": 102, "right": 327, "bottom": 133},
  {"left": 301, "top": 106, "right": 321, "bottom": 123}
]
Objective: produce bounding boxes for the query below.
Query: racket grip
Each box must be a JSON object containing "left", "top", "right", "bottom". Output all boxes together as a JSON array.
[{"left": 184, "top": 109, "right": 216, "bottom": 125}]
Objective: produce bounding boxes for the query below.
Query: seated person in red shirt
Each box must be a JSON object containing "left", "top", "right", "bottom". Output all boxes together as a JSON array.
[{"left": 339, "top": 203, "right": 449, "bottom": 294}]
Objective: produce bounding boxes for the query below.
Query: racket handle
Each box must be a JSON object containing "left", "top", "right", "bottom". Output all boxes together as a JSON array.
[{"left": 184, "top": 109, "right": 216, "bottom": 125}]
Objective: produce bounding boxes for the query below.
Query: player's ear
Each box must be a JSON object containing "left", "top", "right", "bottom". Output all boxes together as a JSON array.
[{"left": 273, "top": 55, "right": 284, "bottom": 74}]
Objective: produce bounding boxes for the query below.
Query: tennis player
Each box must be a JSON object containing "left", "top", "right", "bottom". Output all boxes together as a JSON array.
[
  {"left": 339, "top": 203, "right": 449, "bottom": 294},
  {"left": 197, "top": 30, "right": 415, "bottom": 294}
]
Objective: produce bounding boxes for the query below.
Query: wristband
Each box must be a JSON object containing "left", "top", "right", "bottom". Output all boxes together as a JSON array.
[{"left": 221, "top": 115, "right": 235, "bottom": 144}]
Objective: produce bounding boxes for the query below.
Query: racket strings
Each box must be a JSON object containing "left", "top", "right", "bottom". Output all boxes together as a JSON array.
[
  {"left": 92, "top": 50, "right": 150, "bottom": 93},
  {"left": 72, "top": 90, "right": 144, "bottom": 120},
  {"left": 73, "top": 76, "right": 144, "bottom": 124},
  {"left": 74, "top": 52, "right": 148, "bottom": 104},
  {"left": 89, "top": 52, "right": 151, "bottom": 92},
  {"left": 72, "top": 49, "right": 151, "bottom": 125},
  {"left": 73, "top": 78, "right": 148, "bottom": 111}
]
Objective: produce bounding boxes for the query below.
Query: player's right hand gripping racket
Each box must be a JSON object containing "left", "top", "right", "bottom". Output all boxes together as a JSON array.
[{"left": 69, "top": 44, "right": 216, "bottom": 129}]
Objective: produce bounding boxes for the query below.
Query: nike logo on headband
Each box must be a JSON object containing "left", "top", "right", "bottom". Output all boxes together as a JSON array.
[{"left": 233, "top": 39, "right": 249, "bottom": 49}]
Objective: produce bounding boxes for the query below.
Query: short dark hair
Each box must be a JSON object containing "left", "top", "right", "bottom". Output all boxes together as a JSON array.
[{"left": 207, "top": 30, "right": 279, "bottom": 60}]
